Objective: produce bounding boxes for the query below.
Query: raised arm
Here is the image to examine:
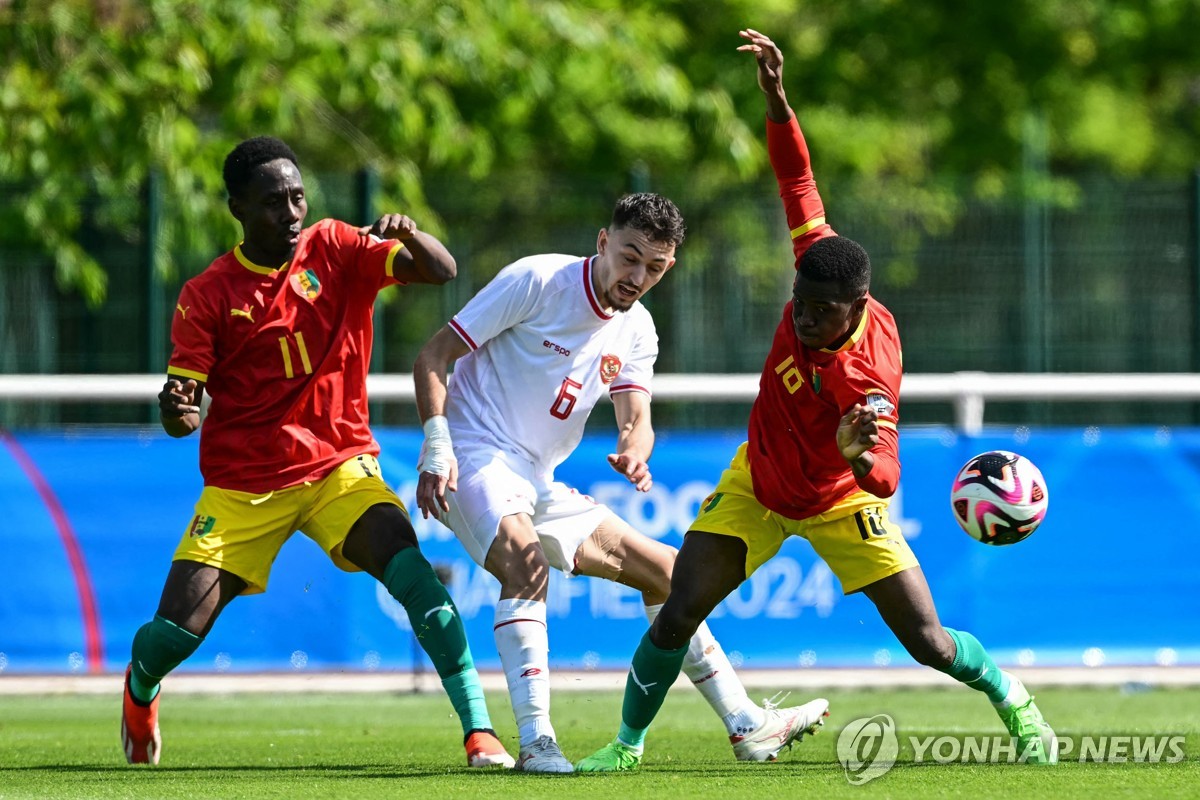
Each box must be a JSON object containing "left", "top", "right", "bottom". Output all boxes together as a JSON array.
[
  {"left": 738, "top": 28, "right": 834, "bottom": 266},
  {"left": 357, "top": 213, "right": 457, "bottom": 285},
  {"left": 737, "top": 27, "right": 791, "bottom": 124}
]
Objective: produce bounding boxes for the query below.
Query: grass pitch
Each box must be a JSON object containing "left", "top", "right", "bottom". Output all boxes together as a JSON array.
[{"left": 0, "top": 684, "right": 1196, "bottom": 799}]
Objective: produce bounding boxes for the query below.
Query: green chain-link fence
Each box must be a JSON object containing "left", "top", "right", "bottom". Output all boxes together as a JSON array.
[{"left": 1, "top": 169, "right": 1197, "bottom": 429}]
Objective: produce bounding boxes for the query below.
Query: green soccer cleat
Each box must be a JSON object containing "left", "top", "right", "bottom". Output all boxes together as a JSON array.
[
  {"left": 575, "top": 740, "right": 643, "bottom": 773},
  {"left": 994, "top": 672, "right": 1058, "bottom": 765}
]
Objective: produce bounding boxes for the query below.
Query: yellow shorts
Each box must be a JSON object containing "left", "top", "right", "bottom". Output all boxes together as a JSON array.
[
  {"left": 173, "top": 454, "right": 406, "bottom": 594},
  {"left": 691, "top": 443, "right": 918, "bottom": 594}
]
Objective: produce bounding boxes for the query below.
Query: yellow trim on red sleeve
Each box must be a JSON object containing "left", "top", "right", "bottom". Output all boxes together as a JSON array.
[
  {"left": 384, "top": 242, "right": 406, "bottom": 279},
  {"left": 876, "top": 420, "right": 898, "bottom": 431},
  {"left": 168, "top": 366, "right": 208, "bottom": 383},
  {"left": 790, "top": 216, "right": 826, "bottom": 239}
]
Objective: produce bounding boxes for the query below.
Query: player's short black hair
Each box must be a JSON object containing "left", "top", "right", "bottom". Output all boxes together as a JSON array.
[
  {"left": 610, "top": 193, "right": 687, "bottom": 248},
  {"left": 797, "top": 235, "right": 871, "bottom": 298},
  {"left": 223, "top": 136, "right": 299, "bottom": 197}
]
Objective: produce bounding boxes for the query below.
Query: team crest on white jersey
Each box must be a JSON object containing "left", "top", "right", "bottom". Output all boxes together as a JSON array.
[{"left": 599, "top": 354, "right": 622, "bottom": 384}]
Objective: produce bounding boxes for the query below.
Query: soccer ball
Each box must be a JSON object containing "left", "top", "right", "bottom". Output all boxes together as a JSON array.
[{"left": 950, "top": 450, "right": 1048, "bottom": 545}]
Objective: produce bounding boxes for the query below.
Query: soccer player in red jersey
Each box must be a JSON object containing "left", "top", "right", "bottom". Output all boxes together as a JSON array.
[
  {"left": 121, "top": 136, "right": 513, "bottom": 769},
  {"left": 577, "top": 30, "right": 1056, "bottom": 772}
]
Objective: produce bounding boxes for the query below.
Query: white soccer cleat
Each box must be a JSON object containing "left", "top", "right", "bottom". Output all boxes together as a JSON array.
[
  {"left": 730, "top": 695, "right": 830, "bottom": 762},
  {"left": 515, "top": 735, "right": 575, "bottom": 774}
]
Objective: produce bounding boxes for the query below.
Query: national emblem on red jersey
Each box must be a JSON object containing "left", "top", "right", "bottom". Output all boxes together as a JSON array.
[
  {"left": 599, "top": 354, "right": 622, "bottom": 385},
  {"left": 290, "top": 269, "right": 322, "bottom": 301}
]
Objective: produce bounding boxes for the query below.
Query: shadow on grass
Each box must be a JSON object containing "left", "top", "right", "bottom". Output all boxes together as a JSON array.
[
  {"left": 0, "top": 761, "right": 838, "bottom": 780},
  {"left": 0, "top": 764, "right": 501, "bottom": 779}
]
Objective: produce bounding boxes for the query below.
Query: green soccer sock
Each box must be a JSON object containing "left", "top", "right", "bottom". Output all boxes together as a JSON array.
[
  {"left": 383, "top": 547, "right": 491, "bottom": 735},
  {"left": 941, "top": 627, "right": 1010, "bottom": 703},
  {"left": 617, "top": 630, "right": 689, "bottom": 747},
  {"left": 129, "top": 614, "right": 204, "bottom": 703},
  {"left": 440, "top": 668, "right": 492, "bottom": 738}
]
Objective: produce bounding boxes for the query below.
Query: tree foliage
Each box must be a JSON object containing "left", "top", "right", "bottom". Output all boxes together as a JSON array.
[{"left": 1, "top": 0, "right": 1197, "bottom": 304}]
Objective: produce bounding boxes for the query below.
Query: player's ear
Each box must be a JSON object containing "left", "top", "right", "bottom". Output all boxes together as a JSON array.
[
  {"left": 596, "top": 227, "right": 608, "bottom": 255},
  {"left": 227, "top": 195, "right": 243, "bottom": 223},
  {"left": 851, "top": 294, "right": 868, "bottom": 316}
]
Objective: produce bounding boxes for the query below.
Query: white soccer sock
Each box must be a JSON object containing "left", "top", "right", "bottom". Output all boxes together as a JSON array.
[
  {"left": 644, "top": 603, "right": 764, "bottom": 735},
  {"left": 495, "top": 598, "right": 556, "bottom": 748}
]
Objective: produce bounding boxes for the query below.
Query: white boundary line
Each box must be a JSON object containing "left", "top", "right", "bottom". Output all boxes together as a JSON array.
[{"left": 3, "top": 666, "right": 1198, "bottom": 696}]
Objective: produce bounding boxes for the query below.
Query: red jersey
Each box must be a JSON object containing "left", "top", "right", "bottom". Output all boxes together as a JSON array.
[
  {"left": 167, "top": 218, "right": 405, "bottom": 493},
  {"left": 746, "top": 115, "right": 903, "bottom": 520}
]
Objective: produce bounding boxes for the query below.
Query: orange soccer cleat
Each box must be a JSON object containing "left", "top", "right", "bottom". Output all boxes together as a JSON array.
[
  {"left": 121, "top": 664, "right": 162, "bottom": 765},
  {"left": 465, "top": 728, "right": 515, "bottom": 769}
]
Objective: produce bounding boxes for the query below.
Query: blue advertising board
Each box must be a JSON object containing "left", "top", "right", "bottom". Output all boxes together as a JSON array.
[{"left": 1, "top": 426, "right": 1197, "bottom": 674}]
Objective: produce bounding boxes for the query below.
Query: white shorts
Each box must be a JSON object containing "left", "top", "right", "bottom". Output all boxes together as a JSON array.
[{"left": 442, "top": 441, "right": 610, "bottom": 573}]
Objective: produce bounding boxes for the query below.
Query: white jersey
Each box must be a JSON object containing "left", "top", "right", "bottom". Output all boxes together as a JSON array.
[{"left": 446, "top": 253, "right": 657, "bottom": 474}]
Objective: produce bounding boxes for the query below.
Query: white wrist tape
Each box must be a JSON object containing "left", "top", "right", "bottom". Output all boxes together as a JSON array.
[{"left": 418, "top": 415, "right": 456, "bottom": 477}]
